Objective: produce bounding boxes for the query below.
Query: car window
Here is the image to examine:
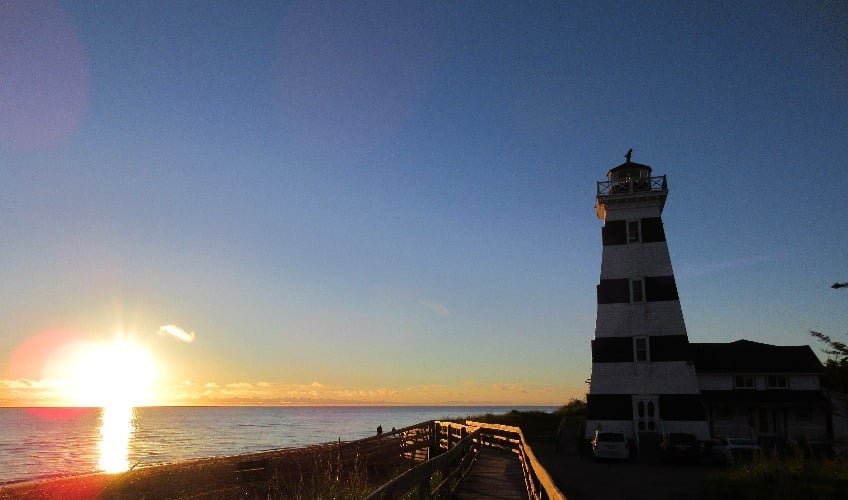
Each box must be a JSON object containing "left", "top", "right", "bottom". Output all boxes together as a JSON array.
[{"left": 597, "top": 433, "right": 625, "bottom": 442}]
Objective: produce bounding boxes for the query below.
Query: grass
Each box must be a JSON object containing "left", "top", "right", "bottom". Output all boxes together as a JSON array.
[
  {"left": 700, "top": 446, "right": 848, "bottom": 500},
  {"left": 459, "top": 400, "right": 586, "bottom": 441},
  {"left": 461, "top": 409, "right": 562, "bottom": 439}
]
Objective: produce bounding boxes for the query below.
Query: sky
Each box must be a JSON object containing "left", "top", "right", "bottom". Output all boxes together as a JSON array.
[{"left": 1, "top": 1, "right": 847, "bottom": 407}]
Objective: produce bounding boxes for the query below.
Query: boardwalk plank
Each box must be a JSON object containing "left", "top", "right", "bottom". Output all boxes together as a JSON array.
[{"left": 455, "top": 448, "right": 526, "bottom": 499}]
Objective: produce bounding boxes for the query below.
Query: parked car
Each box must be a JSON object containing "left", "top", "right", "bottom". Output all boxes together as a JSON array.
[
  {"left": 591, "top": 431, "right": 630, "bottom": 461},
  {"left": 711, "top": 437, "right": 760, "bottom": 465},
  {"left": 660, "top": 432, "right": 700, "bottom": 462}
]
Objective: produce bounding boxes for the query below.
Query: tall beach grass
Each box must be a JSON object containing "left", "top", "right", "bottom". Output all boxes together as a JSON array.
[{"left": 701, "top": 446, "right": 848, "bottom": 500}]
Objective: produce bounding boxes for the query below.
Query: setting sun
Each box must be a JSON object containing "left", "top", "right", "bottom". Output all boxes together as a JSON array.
[{"left": 67, "top": 338, "right": 156, "bottom": 408}]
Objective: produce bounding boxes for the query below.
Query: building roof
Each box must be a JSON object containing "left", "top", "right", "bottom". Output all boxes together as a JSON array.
[
  {"left": 690, "top": 339, "right": 823, "bottom": 373},
  {"left": 607, "top": 161, "right": 652, "bottom": 177}
]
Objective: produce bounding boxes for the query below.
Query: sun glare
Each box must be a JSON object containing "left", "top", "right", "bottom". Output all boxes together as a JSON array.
[
  {"left": 98, "top": 405, "right": 135, "bottom": 473},
  {"left": 68, "top": 337, "right": 156, "bottom": 408},
  {"left": 61, "top": 336, "right": 157, "bottom": 473}
]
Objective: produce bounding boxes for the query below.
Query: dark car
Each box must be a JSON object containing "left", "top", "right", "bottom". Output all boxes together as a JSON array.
[
  {"left": 711, "top": 437, "right": 760, "bottom": 465},
  {"left": 660, "top": 433, "right": 700, "bottom": 462}
]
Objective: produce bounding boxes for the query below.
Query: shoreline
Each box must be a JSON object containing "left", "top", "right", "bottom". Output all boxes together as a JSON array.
[
  {"left": 0, "top": 426, "right": 424, "bottom": 499},
  {"left": 1, "top": 440, "right": 354, "bottom": 499}
]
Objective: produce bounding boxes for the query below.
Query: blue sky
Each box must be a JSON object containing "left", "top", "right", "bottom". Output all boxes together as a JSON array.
[{"left": 1, "top": 1, "right": 847, "bottom": 406}]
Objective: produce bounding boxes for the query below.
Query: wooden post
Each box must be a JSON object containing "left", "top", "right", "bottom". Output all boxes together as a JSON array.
[{"left": 430, "top": 422, "right": 441, "bottom": 459}]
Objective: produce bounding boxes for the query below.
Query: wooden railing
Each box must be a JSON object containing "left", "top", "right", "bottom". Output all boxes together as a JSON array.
[
  {"left": 597, "top": 174, "right": 667, "bottom": 196},
  {"left": 365, "top": 421, "right": 565, "bottom": 500},
  {"left": 466, "top": 421, "right": 565, "bottom": 500}
]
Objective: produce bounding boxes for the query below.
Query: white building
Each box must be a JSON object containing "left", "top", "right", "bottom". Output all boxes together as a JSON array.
[
  {"left": 584, "top": 154, "right": 830, "bottom": 452},
  {"left": 586, "top": 155, "right": 710, "bottom": 451},
  {"left": 691, "top": 340, "right": 829, "bottom": 445}
]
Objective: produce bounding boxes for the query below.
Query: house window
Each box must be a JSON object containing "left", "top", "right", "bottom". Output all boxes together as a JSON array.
[
  {"left": 634, "top": 337, "right": 649, "bottom": 362},
  {"left": 796, "top": 409, "right": 810, "bottom": 420},
  {"left": 631, "top": 279, "right": 644, "bottom": 302},
  {"left": 734, "top": 375, "right": 755, "bottom": 389},
  {"left": 767, "top": 375, "right": 788, "bottom": 389},
  {"left": 628, "top": 220, "right": 640, "bottom": 243},
  {"left": 715, "top": 406, "right": 733, "bottom": 420}
]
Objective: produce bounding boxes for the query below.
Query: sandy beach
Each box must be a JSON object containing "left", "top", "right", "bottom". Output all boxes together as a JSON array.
[{"left": 1, "top": 436, "right": 411, "bottom": 499}]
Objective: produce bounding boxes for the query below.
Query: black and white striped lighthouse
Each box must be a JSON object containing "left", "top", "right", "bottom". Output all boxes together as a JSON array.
[{"left": 585, "top": 152, "right": 709, "bottom": 450}]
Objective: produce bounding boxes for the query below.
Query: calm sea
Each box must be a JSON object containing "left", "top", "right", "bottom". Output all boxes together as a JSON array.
[{"left": 0, "top": 406, "right": 555, "bottom": 484}]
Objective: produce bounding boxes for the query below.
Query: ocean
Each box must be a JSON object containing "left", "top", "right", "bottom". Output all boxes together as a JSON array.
[{"left": 0, "top": 405, "right": 556, "bottom": 484}]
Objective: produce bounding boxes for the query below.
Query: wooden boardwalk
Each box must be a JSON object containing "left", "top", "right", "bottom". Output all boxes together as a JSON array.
[{"left": 455, "top": 447, "right": 527, "bottom": 499}]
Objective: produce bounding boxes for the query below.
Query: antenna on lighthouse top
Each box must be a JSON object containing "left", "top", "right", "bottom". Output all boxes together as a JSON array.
[{"left": 625, "top": 148, "right": 633, "bottom": 163}]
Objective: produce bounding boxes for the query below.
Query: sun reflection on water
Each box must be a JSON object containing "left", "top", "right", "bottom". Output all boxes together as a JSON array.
[{"left": 98, "top": 405, "right": 135, "bottom": 473}]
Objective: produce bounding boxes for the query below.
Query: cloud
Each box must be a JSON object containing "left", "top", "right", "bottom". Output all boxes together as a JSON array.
[
  {"left": 148, "top": 379, "right": 575, "bottom": 407},
  {"left": 422, "top": 300, "right": 449, "bottom": 315},
  {"left": 158, "top": 324, "right": 196, "bottom": 343},
  {"left": 226, "top": 382, "right": 253, "bottom": 389},
  {"left": 0, "top": 378, "right": 72, "bottom": 405}
]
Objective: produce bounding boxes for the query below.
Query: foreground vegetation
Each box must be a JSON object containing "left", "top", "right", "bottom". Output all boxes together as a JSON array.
[
  {"left": 457, "top": 398, "right": 586, "bottom": 441},
  {"left": 701, "top": 447, "right": 848, "bottom": 500}
]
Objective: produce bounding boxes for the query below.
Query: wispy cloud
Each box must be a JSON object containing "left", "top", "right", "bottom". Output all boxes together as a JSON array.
[
  {"left": 158, "top": 324, "right": 196, "bottom": 343},
  {"left": 422, "top": 300, "right": 449, "bottom": 315},
  {"left": 0, "top": 378, "right": 72, "bottom": 405},
  {"left": 144, "top": 381, "right": 585, "bottom": 405}
]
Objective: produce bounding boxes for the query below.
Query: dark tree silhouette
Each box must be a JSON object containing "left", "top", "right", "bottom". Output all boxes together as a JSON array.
[{"left": 810, "top": 283, "right": 848, "bottom": 391}]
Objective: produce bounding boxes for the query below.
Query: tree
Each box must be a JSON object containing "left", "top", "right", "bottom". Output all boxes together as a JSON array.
[
  {"left": 811, "top": 330, "right": 848, "bottom": 393},
  {"left": 810, "top": 281, "right": 848, "bottom": 391},
  {"left": 556, "top": 397, "right": 587, "bottom": 417}
]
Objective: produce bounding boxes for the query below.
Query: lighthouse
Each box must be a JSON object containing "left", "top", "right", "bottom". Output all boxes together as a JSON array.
[{"left": 586, "top": 151, "right": 709, "bottom": 452}]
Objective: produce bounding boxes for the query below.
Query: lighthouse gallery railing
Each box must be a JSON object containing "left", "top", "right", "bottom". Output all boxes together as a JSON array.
[{"left": 597, "top": 174, "right": 666, "bottom": 197}]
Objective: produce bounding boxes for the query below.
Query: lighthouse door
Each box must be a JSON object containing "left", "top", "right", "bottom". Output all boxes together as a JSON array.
[
  {"left": 633, "top": 395, "right": 662, "bottom": 457},
  {"left": 634, "top": 396, "right": 659, "bottom": 432}
]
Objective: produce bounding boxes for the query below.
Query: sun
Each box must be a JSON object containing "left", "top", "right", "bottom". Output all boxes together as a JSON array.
[{"left": 68, "top": 337, "right": 156, "bottom": 407}]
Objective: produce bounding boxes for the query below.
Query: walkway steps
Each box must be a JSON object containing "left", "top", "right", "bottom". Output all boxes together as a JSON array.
[{"left": 455, "top": 447, "right": 527, "bottom": 499}]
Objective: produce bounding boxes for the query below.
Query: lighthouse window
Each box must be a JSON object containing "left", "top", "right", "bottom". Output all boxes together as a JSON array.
[
  {"left": 634, "top": 337, "right": 649, "bottom": 362},
  {"left": 627, "top": 221, "right": 640, "bottom": 243},
  {"left": 631, "top": 279, "right": 644, "bottom": 302}
]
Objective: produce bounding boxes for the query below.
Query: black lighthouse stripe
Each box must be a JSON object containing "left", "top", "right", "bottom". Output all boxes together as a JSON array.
[
  {"left": 592, "top": 336, "right": 691, "bottom": 363},
  {"left": 597, "top": 276, "right": 680, "bottom": 303}
]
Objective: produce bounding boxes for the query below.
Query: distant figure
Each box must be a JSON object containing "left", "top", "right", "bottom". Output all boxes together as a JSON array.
[
  {"left": 377, "top": 425, "right": 383, "bottom": 436},
  {"left": 391, "top": 427, "right": 396, "bottom": 433},
  {"left": 625, "top": 148, "right": 633, "bottom": 162}
]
